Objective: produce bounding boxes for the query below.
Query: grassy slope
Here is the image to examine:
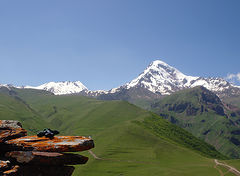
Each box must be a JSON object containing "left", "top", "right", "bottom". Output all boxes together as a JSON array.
[
  {"left": 225, "top": 159, "right": 240, "bottom": 172},
  {"left": 224, "top": 95, "right": 240, "bottom": 108},
  {"left": 149, "top": 87, "right": 240, "bottom": 158},
  {"left": 0, "top": 88, "right": 237, "bottom": 175},
  {"left": 75, "top": 123, "right": 220, "bottom": 176},
  {"left": 0, "top": 91, "right": 49, "bottom": 133}
]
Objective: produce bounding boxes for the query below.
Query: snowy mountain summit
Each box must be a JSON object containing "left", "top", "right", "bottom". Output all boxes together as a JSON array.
[
  {"left": 24, "top": 81, "right": 88, "bottom": 95},
  {"left": 122, "top": 60, "right": 239, "bottom": 96},
  {"left": 16, "top": 60, "right": 240, "bottom": 97},
  {"left": 125, "top": 60, "right": 198, "bottom": 94}
]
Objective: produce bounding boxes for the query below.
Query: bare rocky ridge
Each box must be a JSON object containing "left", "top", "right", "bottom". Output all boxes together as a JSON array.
[{"left": 0, "top": 120, "right": 94, "bottom": 176}]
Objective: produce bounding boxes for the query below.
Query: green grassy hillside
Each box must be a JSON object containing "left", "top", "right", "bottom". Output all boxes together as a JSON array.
[
  {"left": 150, "top": 86, "right": 240, "bottom": 158},
  {"left": 0, "top": 87, "right": 49, "bottom": 133},
  {"left": 75, "top": 123, "right": 224, "bottom": 176},
  {"left": 224, "top": 95, "right": 240, "bottom": 109},
  {"left": 1, "top": 87, "right": 238, "bottom": 175}
]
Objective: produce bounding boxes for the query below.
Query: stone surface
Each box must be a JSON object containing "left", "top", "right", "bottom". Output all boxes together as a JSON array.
[
  {"left": 18, "top": 165, "right": 74, "bottom": 176},
  {"left": 0, "top": 120, "right": 22, "bottom": 129},
  {"left": 0, "top": 120, "right": 94, "bottom": 176},
  {"left": 0, "top": 128, "right": 27, "bottom": 143},
  {"left": 0, "top": 120, "right": 27, "bottom": 144},
  {"left": 5, "top": 136, "right": 94, "bottom": 152},
  {"left": 2, "top": 165, "right": 20, "bottom": 176},
  {"left": 0, "top": 159, "right": 10, "bottom": 171},
  {"left": 6, "top": 151, "right": 88, "bottom": 165}
]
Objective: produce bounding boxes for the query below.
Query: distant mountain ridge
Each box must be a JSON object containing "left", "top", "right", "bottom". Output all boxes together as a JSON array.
[
  {"left": 1, "top": 60, "right": 240, "bottom": 97},
  {"left": 0, "top": 85, "right": 228, "bottom": 176},
  {"left": 149, "top": 86, "right": 240, "bottom": 158},
  {"left": 110, "top": 60, "right": 240, "bottom": 98},
  {"left": 21, "top": 81, "right": 88, "bottom": 95}
]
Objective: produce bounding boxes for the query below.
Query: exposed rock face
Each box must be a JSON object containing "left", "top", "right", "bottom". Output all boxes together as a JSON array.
[
  {"left": 0, "top": 160, "right": 10, "bottom": 171},
  {"left": 3, "top": 165, "right": 20, "bottom": 176},
  {"left": 0, "top": 120, "right": 23, "bottom": 129},
  {"left": 0, "top": 120, "right": 94, "bottom": 176},
  {"left": 5, "top": 135, "right": 94, "bottom": 152},
  {"left": 0, "top": 128, "right": 27, "bottom": 143},
  {"left": 0, "top": 120, "right": 27, "bottom": 143},
  {"left": 5, "top": 151, "right": 89, "bottom": 166},
  {"left": 18, "top": 165, "right": 74, "bottom": 176}
]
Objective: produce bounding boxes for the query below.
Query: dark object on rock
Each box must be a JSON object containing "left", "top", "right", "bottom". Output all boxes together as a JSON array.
[{"left": 37, "top": 128, "right": 59, "bottom": 138}]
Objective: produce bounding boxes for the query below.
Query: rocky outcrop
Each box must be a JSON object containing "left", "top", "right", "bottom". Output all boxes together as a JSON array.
[
  {"left": 0, "top": 128, "right": 27, "bottom": 143},
  {"left": 0, "top": 120, "right": 23, "bottom": 129},
  {"left": 5, "top": 135, "right": 94, "bottom": 152},
  {"left": 0, "top": 120, "right": 94, "bottom": 176},
  {"left": 5, "top": 151, "right": 89, "bottom": 166},
  {"left": 0, "top": 120, "right": 27, "bottom": 143}
]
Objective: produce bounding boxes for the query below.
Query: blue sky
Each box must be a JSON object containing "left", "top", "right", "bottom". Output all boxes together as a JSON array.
[{"left": 0, "top": 0, "right": 240, "bottom": 90}]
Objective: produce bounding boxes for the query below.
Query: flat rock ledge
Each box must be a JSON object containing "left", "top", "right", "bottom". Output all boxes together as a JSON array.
[{"left": 0, "top": 120, "right": 94, "bottom": 176}]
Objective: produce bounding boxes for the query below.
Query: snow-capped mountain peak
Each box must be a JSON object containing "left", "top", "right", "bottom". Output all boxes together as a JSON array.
[
  {"left": 123, "top": 59, "right": 239, "bottom": 96},
  {"left": 125, "top": 59, "right": 197, "bottom": 94},
  {"left": 3, "top": 59, "right": 240, "bottom": 97},
  {"left": 23, "top": 81, "right": 88, "bottom": 95},
  {"left": 0, "top": 84, "right": 14, "bottom": 90}
]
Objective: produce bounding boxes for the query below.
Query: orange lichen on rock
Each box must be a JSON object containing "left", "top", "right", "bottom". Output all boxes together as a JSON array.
[
  {"left": 0, "top": 160, "right": 10, "bottom": 170},
  {"left": 0, "top": 128, "right": 27, "bottom": 143},
  {"left": 3, "top": 165, "right": 20, "bottom": 176},
  {"left": 1, "top": 120, "right": 94, "bottom": 176},
  {"left": 6, "top": 135, "right": 94, "bottom": 152},
  {"left": 0, "top": 120, "right": 27, "bottom": 143}
]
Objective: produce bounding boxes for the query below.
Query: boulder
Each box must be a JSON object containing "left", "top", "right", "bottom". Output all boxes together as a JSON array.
[
  {"left": 5, "top": 136, "right": 94, "bottom": 152},
  {"left": 0, "top": 120, "right": 27, "bottom": 144},
  {"left": 0, "top": 120, "right": 94, "bottom": 176},
  {"left": 2, "top": 165, "right": 19, "bottom": 176},
  {"left": 18, "top": 165, "right": 74, "bottom": 176},
  {"left": 0, "top": 128, "right": 27, "bottom": 143},
  {"left": 0, "top": 159, "right": 10, "bottom": 172},
  {"left": 5, "top": 151, "right": 88, "bottom": 165}
]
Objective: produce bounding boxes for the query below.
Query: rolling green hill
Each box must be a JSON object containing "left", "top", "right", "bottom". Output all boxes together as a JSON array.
[
  {"left": 0, "top": 87, "right": 49, "bottom": 133},
  {"left": 1, "top": 87, "right": 238, "bottom": 175},
  {"left": 149, "top": 86, "right": 240, "bottom": 159}
]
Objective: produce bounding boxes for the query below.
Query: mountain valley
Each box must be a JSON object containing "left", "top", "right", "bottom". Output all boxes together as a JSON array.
[
  {"left": 1, "top": 60, "right": 240, "bottom": 175},
  {"left": 0, "top": 86, "right": 231, "bottom": 175}
]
